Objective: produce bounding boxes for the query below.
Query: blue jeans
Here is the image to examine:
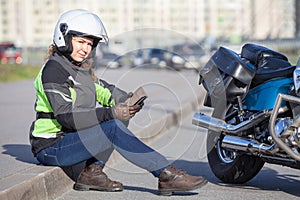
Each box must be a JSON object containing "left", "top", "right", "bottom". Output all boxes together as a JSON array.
[{"left": 36, "top": 119, "right": 169, "bottom": 177}]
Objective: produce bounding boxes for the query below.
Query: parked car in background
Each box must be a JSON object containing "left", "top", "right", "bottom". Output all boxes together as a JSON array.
[
  {"left": 0, "top": 42, "right": 22, "bottom": 64},
  {"left": 130, "top": 48, "right": 186, "bottom": 71},
  {"left": 94, "top": 46, "right": 123, "bottom": 69},
  {"left": 131, "top": 48, "right": 166, "bottom": 68},
  {"left": 170, "top": 43, "right": 206, "bottom": 70}
]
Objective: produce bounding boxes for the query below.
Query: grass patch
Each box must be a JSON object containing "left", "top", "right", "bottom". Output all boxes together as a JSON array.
[{"left": 0, "top": 64, "right": 41, "bottom": 82}]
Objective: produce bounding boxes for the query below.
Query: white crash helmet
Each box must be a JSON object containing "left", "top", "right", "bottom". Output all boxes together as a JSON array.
[{"left": 53, "top": 9, "right": 108, "bottom": 53}]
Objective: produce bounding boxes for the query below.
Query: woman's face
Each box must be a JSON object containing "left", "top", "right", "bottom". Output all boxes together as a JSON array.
[{"left": 70, "top": 36, "right": 94, "bottom": 63}]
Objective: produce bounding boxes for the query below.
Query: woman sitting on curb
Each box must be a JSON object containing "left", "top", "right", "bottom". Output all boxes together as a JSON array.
[{"left": 29, "top": 9, "right": 207, "bottom": 196}]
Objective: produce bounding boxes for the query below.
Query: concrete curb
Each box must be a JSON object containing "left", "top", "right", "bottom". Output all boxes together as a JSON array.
[
  {"left": 0, "top": 95, "right": 201, "bottom": 200},
  {"left": 0, "top": 167, "right": 73, "bottom": 200}
]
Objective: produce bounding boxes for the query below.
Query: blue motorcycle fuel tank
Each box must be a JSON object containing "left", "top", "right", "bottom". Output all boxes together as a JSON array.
[{"left": 243, "top": 78, "right": 293, "bottom": 111}]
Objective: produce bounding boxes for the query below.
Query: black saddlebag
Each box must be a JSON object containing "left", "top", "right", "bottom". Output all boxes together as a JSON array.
[
  {"left": 241, "top": 43, "right": 288, "bottom": 65},
  {"left": 200, "top": 46, "right": 255, "bottom": 105},
  {"left": 241, "top": 43, "right": 294, "bottom": 87}
]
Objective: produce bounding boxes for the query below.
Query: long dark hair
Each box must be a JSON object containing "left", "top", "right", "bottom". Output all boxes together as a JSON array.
[{"left": 44, "top": 44, "right": 56, "bottom": 61}]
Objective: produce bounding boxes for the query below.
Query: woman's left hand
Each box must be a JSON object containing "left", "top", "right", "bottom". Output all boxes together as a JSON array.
[{"left": 129, "top": 104, "right": 143, "bottom": 118}]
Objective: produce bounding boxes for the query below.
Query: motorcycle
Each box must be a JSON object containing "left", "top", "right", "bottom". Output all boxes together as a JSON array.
[{"left": 192, "top": 43, "right": 300, "bottom": 183}]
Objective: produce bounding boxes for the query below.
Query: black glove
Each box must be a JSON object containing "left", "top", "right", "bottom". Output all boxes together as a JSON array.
[{"left": 128, "top": 104, "right": 143, "bottom": 118}]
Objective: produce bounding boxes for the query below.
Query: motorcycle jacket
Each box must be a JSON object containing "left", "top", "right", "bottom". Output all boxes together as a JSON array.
[{"left": 30, "top": 51, "right": 128, "bottom": 155}]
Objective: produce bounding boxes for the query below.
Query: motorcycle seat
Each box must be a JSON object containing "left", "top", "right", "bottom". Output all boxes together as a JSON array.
[{"left": 251, "top": 58, "right": 295, "bottom": 88}]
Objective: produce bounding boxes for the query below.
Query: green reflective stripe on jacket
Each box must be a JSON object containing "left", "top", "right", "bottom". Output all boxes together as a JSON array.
[
  {"left": 32, "top": 67, "right": 62, "bottom": 137},
  {"left": 69, "top": 87, "right": 76, "bottom": 106},
  {"left": 95, "top": 83, "right": 115, "bottom": 106},
  {"left": 32, "top": 118, "right": 62, "bottom": 136},
  {"left": 34, "top": 67, "right": 53, "bottom": 113}
]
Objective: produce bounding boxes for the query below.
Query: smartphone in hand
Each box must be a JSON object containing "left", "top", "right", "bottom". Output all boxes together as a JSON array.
[
  {"left": 133, "top": 96, "right": 147, "bottom": 106},
  {"left": 127, "top": 87, "right": 148, "bottom": 106}
]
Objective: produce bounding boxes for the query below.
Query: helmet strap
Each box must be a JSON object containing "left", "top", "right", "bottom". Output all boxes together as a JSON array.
[
  {"left": 57, "top": 34, "right": 73, "bottom": 55},
  {"left": 56, "top": 34, "right": 82, "bottom": 65}
]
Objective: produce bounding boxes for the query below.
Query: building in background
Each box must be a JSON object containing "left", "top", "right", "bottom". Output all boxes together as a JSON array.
[
  {"left": 295, "top": 0, "right": 300, "bottom": 37},
  {"left": 0, "top": 0, "right": 296, "bottom": 48}
]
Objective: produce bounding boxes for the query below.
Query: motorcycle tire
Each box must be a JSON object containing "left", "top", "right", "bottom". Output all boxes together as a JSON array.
[{"left": 206, "top": 110, "right": 265, "bottom": 184}]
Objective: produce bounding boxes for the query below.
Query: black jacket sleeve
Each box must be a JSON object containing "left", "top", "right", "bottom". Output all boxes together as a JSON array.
[{"left": 99, "top": 79, "right": 130, "bottom": 103}]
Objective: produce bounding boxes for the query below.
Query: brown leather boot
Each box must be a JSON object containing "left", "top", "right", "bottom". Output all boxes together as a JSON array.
[
  {"left": 158, "top": 165, "right": 208, "bottom": 196},
  {"left": 74, "top": 164, "right": 123, "bottom": 192}
]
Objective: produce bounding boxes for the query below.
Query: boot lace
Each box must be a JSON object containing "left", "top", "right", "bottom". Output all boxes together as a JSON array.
[{"left": 168, "top": 165, "right": 187, "bottom": 175}]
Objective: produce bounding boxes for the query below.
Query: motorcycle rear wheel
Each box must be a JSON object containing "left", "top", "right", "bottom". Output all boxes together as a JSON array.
[{"left": 206, "top": 109, "right": 265, "bottom": 184}]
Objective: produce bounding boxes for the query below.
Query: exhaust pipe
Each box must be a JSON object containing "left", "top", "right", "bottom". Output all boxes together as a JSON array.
[
  {"left": 192, "top": 110, "right": 271, "bottom": 134},
  {"left": 221, "top": 135, "right": 274, "bottom": 152}
]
